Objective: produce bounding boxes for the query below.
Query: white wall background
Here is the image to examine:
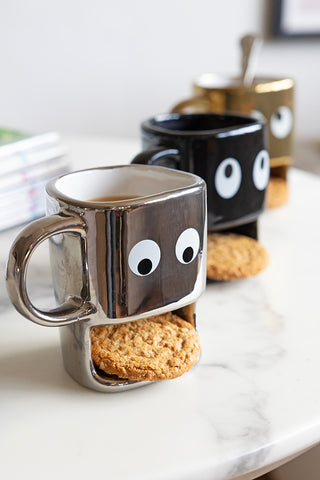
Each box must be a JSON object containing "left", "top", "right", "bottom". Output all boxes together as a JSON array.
[{"left": 0, "top": 0, "right": 319, "bottom": 140}]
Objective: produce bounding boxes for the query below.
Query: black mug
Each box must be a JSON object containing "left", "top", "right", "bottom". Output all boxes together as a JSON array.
[{"left": 132, "top": 113, "right": 269, "bottom": 239}]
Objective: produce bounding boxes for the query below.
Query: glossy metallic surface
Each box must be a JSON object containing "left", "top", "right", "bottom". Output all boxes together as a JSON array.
[
  {"left": 6, "top": 165, "right": 207, "bottom": 392},
  {"left": 171, "top": 75, "right": 294, "bottom": 179},
  {"left": 133, "top": 113, "right": 267, "bottom": 236},
  {"left": 6, "top": 214, "right": 96, "bottom": 327}
]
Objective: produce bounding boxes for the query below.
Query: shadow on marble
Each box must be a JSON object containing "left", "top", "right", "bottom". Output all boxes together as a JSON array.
[{"left": 0, "top": 344, "right": 83, "bottom": 393}]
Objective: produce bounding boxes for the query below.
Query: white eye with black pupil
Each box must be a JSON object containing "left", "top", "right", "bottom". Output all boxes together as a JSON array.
[
  {"left": 253, "top": 149, "right": 270, "bottom": 191},
  {"left": 175, "top": 228, "right": 200, "bottom": 264},
  {"left": 250, "top": 110, "right": 266, "bottom": 123},
  {"left": 214, "top": 158, "right": 242, "bottom": 199},
  {"left": 128, "top": 240, "right": 161, "bottom": 276},
  {"left": 270, "top": 106, "right": 293, "bottom": 139}
]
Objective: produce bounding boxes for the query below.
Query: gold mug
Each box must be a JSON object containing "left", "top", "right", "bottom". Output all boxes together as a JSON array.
[{"left": 171, "top": 73, "right": 294, "bottom": 181}]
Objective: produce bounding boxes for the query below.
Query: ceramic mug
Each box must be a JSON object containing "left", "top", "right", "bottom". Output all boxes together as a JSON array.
[
  {"left": 171, "top": 74, "right": 294, "bottom": 180},
  {"left": 6, "top": 165, "right": 207, "bottom": 392},
  {"left": 132, "top": 113, "right": 269, "bottom": 240}
]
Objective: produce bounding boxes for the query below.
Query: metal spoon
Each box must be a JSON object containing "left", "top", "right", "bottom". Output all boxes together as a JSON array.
[{"left": 240, "top": 34, "right": 263, "bottom": 86}]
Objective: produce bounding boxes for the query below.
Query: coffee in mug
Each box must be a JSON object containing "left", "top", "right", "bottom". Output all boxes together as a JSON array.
[{"left": 6, "top": 165, "right": 207, "bottom": 391}]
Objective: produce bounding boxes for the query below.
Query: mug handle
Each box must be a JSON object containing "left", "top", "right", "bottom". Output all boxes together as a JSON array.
[
  {"left": 6, "top": 213, "right": 96, "bottom": 327},
  {"left": 131, "top": 146, "right": 180, "bottom": 169},
  {"left": 170, "top": 96, "right": 211, "bottom": 114}
]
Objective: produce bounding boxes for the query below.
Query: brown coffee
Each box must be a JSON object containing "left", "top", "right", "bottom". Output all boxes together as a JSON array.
[{"left": 89, "top": 195, "right": 139, "bottom": 202}]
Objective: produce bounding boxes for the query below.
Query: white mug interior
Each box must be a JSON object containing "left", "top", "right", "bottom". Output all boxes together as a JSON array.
[
  {"left": 51, "top": 165, "right": 199, "bottom": 205},
  {"left": 195, "top": 73, "right": 287, "bottom": 89}
]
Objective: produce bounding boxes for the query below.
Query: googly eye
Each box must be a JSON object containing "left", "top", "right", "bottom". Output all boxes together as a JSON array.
[
  {"left": 175, "top": 228, "right": 200, "bottom": 265},
  {"left": 252, "top": 149, "right": 270, "bottom": 191},
  {"left": 270, "top": 106, "right": 293, "bottom": 139},
  {"left": 128, "top": 240, "right": 161, "bottom": 276},
  {"left": 250, "top": 110, "right": 266, "bottom": 123},
  {"left": 214, "top": 158, "right": 242, "bottom": 199}
]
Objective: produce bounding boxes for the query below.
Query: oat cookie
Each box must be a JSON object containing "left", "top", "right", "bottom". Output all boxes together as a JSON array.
[
  {"left": 207, "top": 232, "right": 269, "bottom": 281},
  {"left": 266, "top": 177, "right": 289, "bottom": 208},
  {"left": 90, "top": 312, "right": 201, "bottom": 381}
]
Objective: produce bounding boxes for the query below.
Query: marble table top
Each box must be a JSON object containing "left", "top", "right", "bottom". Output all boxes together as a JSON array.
[{"left": 1, "top": 136, "right": 320, "bottom": 480}]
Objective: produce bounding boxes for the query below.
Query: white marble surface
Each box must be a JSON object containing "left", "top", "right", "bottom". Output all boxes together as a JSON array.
[{"left": 1, "top": 137, "right": 320, "bottom": 480}]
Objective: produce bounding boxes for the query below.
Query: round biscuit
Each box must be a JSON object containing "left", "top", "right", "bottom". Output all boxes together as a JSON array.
[
  {"left": 207, "top": 232, "right": 269, "bottom": 281},
  {"left": 90, "top": 313, "right": 201, "bottom": 382},
  {"left": 266, "top": 177, "right": 289, "bottom": 208}
]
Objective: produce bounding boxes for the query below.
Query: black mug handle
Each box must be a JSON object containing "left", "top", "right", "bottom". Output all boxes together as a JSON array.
[{"left": 131, "top": 146, "right": 180, "bottom": 169}]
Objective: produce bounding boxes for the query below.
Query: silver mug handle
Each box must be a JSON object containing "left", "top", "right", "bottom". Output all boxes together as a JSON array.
[{"left": 6, "top": 213, "right": 96, "bottom": 327}]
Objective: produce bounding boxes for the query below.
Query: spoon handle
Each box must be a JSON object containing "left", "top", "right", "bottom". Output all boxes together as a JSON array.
[{"left": 240, "top": 34, "right": 263, "bottom": 86}]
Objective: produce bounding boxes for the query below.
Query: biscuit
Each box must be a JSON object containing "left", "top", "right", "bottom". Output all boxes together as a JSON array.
[
  {"left": 90, "top": 312, "right": 201, "bottom": 381},
  {"left": 207, "top": 232, "right": 269, "bottom": 280},
  {"left": 266, "top": 177, "right": 289, "bottom": 208}
]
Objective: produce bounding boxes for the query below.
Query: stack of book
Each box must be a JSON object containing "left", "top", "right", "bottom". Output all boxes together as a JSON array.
[{"left": 0, "top": 128, "right": 68, "bottom": 231}]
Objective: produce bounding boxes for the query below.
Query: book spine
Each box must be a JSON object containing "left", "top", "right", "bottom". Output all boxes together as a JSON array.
[
  {"left": 0, "top": 132, "right": 60, "bottom": 158},
  {"left": 0, "top": 145, "right": 68, "bottom": 176},
  {"left": 0, "top": 156, "right": 69, "bottom": 193}
]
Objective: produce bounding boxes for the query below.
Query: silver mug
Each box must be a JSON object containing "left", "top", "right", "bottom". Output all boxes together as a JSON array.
[{"left": 6, "top": 165, "right": 207, "bottom": 392}]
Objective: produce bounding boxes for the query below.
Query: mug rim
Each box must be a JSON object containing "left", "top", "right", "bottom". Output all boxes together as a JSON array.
[
  {"left": 194, "top": 72, "right": 294, "bottom": 93},
  {"left": 46, "top": 164, "right": 205, "bottom": 209},
  {"left": 141, "top": 112, "right": 264, "bottom": 138}
]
